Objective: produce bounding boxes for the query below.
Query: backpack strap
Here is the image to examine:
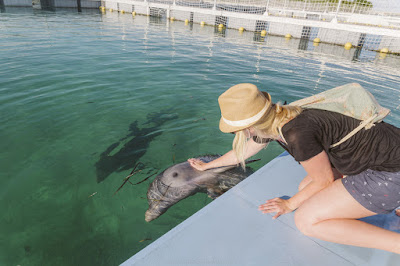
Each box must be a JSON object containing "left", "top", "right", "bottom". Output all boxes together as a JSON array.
[
  {"left": 278, "top": 114, "right": 377, "bottom": 149},
  {"left": 330, "top": 114, "right": 377, "bottom": 148},
  {"left": 278, "top": 127, "right": 287, "bottom": 144}
]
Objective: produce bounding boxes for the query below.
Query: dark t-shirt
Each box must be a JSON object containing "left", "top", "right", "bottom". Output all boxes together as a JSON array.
[{"left": 279, "top": 109, "right": 400, "bottom": 175}]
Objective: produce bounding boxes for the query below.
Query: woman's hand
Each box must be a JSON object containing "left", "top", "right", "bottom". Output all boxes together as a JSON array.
[
  {"left": 258, "top": 198, "right": 294, "bottom": 219},
  {"left": 187, "top": 158, "right": 209, "bottom": 171}
]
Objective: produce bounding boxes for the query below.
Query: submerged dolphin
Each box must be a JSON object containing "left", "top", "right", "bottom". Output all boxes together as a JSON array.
[
  {"left": 145, "top": 155, "right": 254, "bottom": 222},
  {"left": 95, "top": 111, "right": 178, "bottom": 183}
]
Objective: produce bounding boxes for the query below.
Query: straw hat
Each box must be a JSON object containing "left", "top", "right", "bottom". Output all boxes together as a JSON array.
[{"left": 218, "top": 83, "right": 271, "bottom": 133}]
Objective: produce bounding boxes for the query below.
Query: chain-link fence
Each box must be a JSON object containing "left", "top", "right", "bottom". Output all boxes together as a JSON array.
[
  {"left": 120, "top": 0, "right": 400, "bottom": 28},
  {"left": 102, "top": 0, "right": 400, "bottom": 53}
]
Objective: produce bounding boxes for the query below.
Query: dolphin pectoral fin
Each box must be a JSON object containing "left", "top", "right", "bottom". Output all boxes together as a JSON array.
[{"left": 206, "top": 187, "right": 223, "bottom": 199}]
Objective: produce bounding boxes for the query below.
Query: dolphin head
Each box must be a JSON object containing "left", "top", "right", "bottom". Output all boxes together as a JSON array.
[
  {"left": 145, "top": 155, "right": 242, "bottom": 222},
  {"left": 145, "top": 160, "right": 218, "bottom": 222}
]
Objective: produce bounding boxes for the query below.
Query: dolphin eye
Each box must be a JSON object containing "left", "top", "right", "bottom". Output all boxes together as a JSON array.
[{"left": 172, "top": 172, "right": 178, "bottom": 178}]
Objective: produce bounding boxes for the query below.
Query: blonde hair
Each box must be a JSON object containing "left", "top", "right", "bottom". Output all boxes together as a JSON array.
[{"left": 233, "top": 102, "right": 302, "bottom": 169}]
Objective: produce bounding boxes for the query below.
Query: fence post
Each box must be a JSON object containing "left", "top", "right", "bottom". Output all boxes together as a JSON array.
[
  {"left": 351, "top": 2, "right": 357, "bottom": 14},
  {"left": 335, "top": 0, "right": 342, "bottom": 17}
]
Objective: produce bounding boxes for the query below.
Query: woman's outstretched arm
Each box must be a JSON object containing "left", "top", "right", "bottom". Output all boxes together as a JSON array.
[{"left": 188, "top": 138, "right": 266, "bottom": 171}]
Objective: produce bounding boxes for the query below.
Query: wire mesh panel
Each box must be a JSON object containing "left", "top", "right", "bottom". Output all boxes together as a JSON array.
[
  {"left": 262, "top": 0, "right": 389, "bottom": 14},
  {"left": 339, "top": 0, "right": 373, "bottom": 14},
  {"left": 148, "top": 0, "right": 173, "bottom": 4},
  {"left": 305, "top": 13, "right": 319, "bottom": 21},
  {"left": 353, "top": 48, "right": 379, "bottom": 62},
  {"left": 358, "top": 34, "right": 382, "bottom": 51},
  {"left": 216, "top": 0, "right": 266, "bottom": 14},
  {"left": 215, "top": 16, "right": 228, "bottom": 26},
  {"left": 301, "top": 26, "right": 318, "bottom": 40},
  {"left": 149, "top": 7, "right": 167, "bottom": 18},
  {"left": 176, "top": 0, "right": 213, "bottom": 9},
  {"left": 255, "top": 20, "right": 269, "bottom": 32}
]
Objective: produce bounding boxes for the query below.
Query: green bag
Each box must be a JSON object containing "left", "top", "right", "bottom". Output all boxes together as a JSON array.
[{"left": 289, "top": 83, "right": 390, "bottom": 148}]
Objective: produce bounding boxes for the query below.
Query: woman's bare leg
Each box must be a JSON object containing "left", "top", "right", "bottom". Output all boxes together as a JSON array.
[
  {"left": 298, "top": 170, "right": 342, "bottom": 192},
  {"left": 295, "top": 179, "right": 400, "bottom": 253}
]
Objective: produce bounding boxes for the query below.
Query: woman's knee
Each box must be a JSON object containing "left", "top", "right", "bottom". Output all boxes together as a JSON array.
[{"left": 294, "top": 207, "right": 318, "bottom": 237}]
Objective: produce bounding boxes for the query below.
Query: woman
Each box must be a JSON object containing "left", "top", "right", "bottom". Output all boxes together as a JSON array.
[{"left": 188, "top": 83, "right": 400, "bottom": 253}]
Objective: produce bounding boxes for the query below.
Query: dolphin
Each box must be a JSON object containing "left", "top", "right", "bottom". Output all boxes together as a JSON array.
[
  {"left": 95, "top": 111, "right": 178, "bottom": 183},
  {"left": 145, "top": 155, "right": 254, "bottom": 222}
]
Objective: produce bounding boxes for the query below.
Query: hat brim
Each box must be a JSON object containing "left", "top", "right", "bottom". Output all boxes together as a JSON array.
[{"left": 219, "top": 91, "right": 270, "bottom": 133}]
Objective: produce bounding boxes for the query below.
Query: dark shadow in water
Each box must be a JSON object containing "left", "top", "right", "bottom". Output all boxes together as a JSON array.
[
  {"left": 95, "top": 110, "right": 178, "bottom": 183},
  {"left": 253, "top": 33, "right": 265, "bottom": 43},
  {"left": 352, "top": 47, "right": 362, "bottom": 62},
  {"left": 0, "top": 0, "right": 5, "bottom": 13},
  {"left": 77, "top": 0, "right": 81, "bottom": 12},
  {"left": 214, "top": 27, "right": 226, "bottom": 38},
  {"left": 149, "top": 16, "right": 166, "bottom": 25},
  {"left": 298, "top": 38, "right": 309, "bottom": 51},
  {"left": 40, "top": 0, "right": 55, "bottom": 11}
]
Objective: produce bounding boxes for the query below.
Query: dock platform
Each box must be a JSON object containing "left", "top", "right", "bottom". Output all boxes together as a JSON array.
[{"left": 122, "top": 153, "right": 400, "bottom": 266}]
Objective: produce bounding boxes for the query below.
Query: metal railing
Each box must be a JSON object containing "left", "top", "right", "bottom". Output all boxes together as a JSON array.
[{"left": 143, "top": 0, "right": 400, "bottom": 27}]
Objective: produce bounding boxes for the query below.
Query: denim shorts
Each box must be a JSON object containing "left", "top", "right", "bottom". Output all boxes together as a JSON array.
[{"left": 342, "top": 169, "right": 400, "bottom": 214}]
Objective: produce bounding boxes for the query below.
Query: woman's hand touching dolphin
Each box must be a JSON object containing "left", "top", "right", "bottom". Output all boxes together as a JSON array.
[
  {"left": 188, "top": 138, "right": 266, "bottom": 172},
  {"left": 188, "top": 158, "right": 210, "bottom": 171}
]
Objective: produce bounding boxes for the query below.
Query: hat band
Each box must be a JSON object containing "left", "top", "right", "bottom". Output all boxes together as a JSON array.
[{"left": 222, "top": 102, "right": 269, "bottom": 128}]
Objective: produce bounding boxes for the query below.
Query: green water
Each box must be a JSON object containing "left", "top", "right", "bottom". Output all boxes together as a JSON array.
[{"left": 1, "top": 7, "right": 400, "bottom": 266}]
